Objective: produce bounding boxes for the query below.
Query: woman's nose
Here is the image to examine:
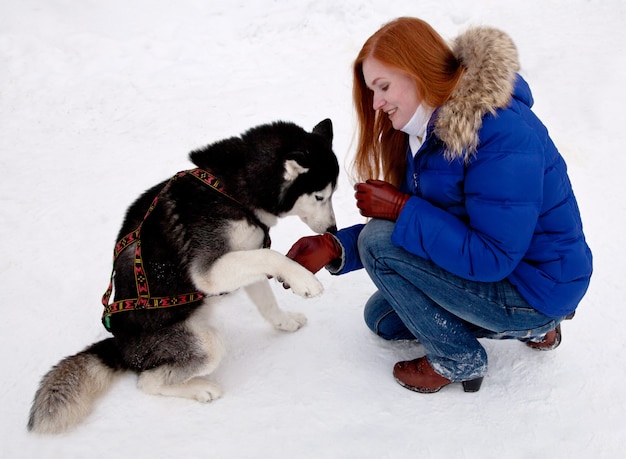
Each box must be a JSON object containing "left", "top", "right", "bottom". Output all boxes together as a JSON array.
[{"left": 372, "top": 94, "right": 385, "bottom": 111}]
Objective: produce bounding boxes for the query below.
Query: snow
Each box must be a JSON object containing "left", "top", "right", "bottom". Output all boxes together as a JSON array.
[{"left": 1, "top": 0, "right": 625, "bottom": 457}]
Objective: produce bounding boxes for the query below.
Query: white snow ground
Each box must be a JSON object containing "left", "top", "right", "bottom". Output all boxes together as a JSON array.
[{"left": 1, "top": 1, "right": 625, "bottom": 458}]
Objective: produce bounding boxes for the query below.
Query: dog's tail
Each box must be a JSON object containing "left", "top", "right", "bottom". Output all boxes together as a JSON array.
[{"left": 27, "top": 338, "right": 124, "bottom": 434}]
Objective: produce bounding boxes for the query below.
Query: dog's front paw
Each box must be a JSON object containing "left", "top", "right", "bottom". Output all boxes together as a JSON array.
[
  {"left": 289, "top": 274, "right": 324, "bottom": 298},
  {"left": 287, "top": 271, "right": 323, "bottom": 298},
  {"left": 273, "top": 311, "right": 307, "bottom": 332}
]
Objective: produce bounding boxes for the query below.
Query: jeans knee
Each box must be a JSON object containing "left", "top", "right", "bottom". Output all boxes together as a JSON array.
[
  {"left": 367, "top": 313, "right": 415, "bottom": 341},
  {"left": 363, "top": 310, "right": 380, "bottom": 336},
  {"left": 364, "top": 298, "right": 414, "bottom": 341},
  {"left": 357, "top": 219, "right": 395, "bottom": 269}
]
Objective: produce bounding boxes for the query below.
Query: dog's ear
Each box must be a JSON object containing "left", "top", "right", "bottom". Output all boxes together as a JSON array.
[
  {"left": 283, "top": 156, "right": 309, "bottom": 182},
  {"left": 312, "top": 118, "right": 333, "bottom": 147},
  {"left": 189, "top": 136, "right": 248, "bottom": 169}
]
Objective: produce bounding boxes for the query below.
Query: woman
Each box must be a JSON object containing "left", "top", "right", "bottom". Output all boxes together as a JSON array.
[{"left": 286, "top": 17, "right": 592, "bottom": 393}]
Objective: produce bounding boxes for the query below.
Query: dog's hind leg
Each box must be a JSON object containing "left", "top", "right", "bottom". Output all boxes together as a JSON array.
[
  {"left": 244, "top": 279, "right": 307, "bottom": 331},
  {"left": 138, "top": 370, "right": 222, "bottom": 402},
  {"left": 137, "top": 318, "right": 225, "bottom": 402}
]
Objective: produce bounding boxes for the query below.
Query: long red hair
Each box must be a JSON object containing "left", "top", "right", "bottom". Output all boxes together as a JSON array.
[{"left": 352, "top": 17, "right": 464, "bottom": 186}]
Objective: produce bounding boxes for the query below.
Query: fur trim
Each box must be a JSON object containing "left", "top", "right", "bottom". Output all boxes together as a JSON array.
[{"left": 434, "top": 27, "right": 520, "bottom": 161}]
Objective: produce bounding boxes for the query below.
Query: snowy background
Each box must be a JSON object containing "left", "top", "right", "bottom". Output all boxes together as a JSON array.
[{"left": 1, "top": 1, "right": 625, "bottom": 458}]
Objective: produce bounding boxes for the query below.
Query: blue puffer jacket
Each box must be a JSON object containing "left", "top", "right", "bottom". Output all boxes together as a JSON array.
[{"left": 333, "top": 28, "right": 592, "bottom": 318}]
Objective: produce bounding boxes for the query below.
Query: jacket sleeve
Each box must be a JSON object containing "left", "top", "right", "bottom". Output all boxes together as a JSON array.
[
  {"left": 328, "top": 223, "right": 365, "bottom": 275},
  {"left": 391, "top": 113, "right": 544, "bottom": 282}
]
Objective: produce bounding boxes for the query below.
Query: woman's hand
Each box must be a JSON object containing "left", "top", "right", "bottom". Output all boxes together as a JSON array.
[
  {"left": 286, "top": 233, "right": 342, "bottom": 274},
  {"left": 354, "top": 179, "right": 410, "bottom": 221}
]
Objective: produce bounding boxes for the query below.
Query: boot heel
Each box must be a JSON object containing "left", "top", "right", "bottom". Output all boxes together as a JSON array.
[{"left": 462, "top": 377, "right": 483, "bottom": 393}]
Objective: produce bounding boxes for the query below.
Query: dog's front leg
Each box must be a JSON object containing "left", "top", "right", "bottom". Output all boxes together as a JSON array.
[
  {"left": 244, "top": 280, "right": 307, "bottom": 331},
  {"left": 191, "top": 249, "right": 323, "bottom": 298}
]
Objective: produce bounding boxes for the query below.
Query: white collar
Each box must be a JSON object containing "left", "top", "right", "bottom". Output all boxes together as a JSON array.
[{"left": 401, "top": 104, "right": 434, "bottom": 155}]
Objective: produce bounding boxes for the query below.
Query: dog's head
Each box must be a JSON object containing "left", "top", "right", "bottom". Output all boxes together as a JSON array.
[
  {"left": 274, "top": 119, "right": 339, "bottom": 234},
  {"left": 189, "top": 119, "right": 339, "bottom": 234},
  {"left": 237, "top": 119, "right": 339, "bottom": 233}
]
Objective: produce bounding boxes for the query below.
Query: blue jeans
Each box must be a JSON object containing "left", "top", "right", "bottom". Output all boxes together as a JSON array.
[{"left": 358, "top": 219, "right": 563, "bottom": 381}]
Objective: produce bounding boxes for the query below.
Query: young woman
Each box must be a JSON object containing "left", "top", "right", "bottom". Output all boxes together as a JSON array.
[{"left": 286, "top": 17, "right": 592, "bottom": 393}]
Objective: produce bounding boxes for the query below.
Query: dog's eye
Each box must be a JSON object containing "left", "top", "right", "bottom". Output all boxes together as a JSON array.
[{"left": 315, "top": 195, "right": 324, "bottom": 202}]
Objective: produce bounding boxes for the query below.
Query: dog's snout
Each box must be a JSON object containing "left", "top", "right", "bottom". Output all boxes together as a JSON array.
[{"left": 326, "top": 225, "right": 338, "bottom": 234}]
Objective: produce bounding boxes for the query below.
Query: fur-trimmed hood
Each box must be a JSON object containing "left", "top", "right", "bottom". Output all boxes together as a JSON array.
[{"left": 434, "top": 26, "right": 521, "bottom": 161}]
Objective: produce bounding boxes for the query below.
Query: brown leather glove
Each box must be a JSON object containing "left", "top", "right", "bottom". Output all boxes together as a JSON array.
[
  {"left": 286, "top": 233, "right": 342, "bottom": 274},
  {"left": 354, "top": 179, "right": 410, "bottom": 221}
]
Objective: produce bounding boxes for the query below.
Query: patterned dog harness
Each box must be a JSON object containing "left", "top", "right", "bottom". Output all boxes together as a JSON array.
[{"left": 101, "top": 168, "right": 270, "bottom": 331}]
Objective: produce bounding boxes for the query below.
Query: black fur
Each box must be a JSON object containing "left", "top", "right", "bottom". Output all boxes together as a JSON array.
[
  {"left": 28, "top": 119, "right": 339, "bottom": 433},
  {"left": 108, "top": 119, "right": 338, "bottom": 365}
]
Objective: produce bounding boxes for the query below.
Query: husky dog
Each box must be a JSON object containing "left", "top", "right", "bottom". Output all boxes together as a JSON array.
[{"left": 28, "top": 119, "right": 339, "bottom": 434}]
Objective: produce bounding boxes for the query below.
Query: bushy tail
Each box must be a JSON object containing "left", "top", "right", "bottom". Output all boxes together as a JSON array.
[{"left": 28, "top": 338, "right": 124, "bottom": 434}]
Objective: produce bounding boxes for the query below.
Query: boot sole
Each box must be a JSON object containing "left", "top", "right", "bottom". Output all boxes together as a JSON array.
[{"left": 394, "top": 376, "right": 484, "bottom": 393}]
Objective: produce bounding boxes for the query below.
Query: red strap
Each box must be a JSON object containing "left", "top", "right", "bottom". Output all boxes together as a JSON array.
[
  {"left": 101, "top": 168, "right": 271, "bottom": 331},
  {"left": 102, "top": 170, "right": 203, "bottom": 330}
]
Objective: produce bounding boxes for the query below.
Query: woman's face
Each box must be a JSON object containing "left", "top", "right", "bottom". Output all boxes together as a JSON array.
[{"left": 362, "top": 56, "right": 421, "bottom": 130}]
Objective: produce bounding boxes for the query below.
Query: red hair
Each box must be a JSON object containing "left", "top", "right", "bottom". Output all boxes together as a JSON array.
[{"left": 352, "top": 17, "right": 464, "bottom": 186}]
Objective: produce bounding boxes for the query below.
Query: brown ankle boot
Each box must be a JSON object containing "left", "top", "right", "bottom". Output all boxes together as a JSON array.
[
  {"left": 393, "top": 357, "right": 483, "bottom": 393},
  {"left": 526, "top": 324, "right": 562, "bottom": 351}
]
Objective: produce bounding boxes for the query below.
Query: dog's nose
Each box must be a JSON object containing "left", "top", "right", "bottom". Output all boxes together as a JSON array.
[{"left": 326, "top": 225, "right": 337, "bottom": 234}]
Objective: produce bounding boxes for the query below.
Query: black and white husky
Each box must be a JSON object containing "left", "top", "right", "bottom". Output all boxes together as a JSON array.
[{"left": 28, "top": 119, "right": 339, "bottom": 434}]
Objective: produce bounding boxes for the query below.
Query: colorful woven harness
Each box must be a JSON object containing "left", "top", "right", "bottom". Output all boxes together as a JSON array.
[{"left": 101, "top": 168, "right": 270, "bottom": 331}]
